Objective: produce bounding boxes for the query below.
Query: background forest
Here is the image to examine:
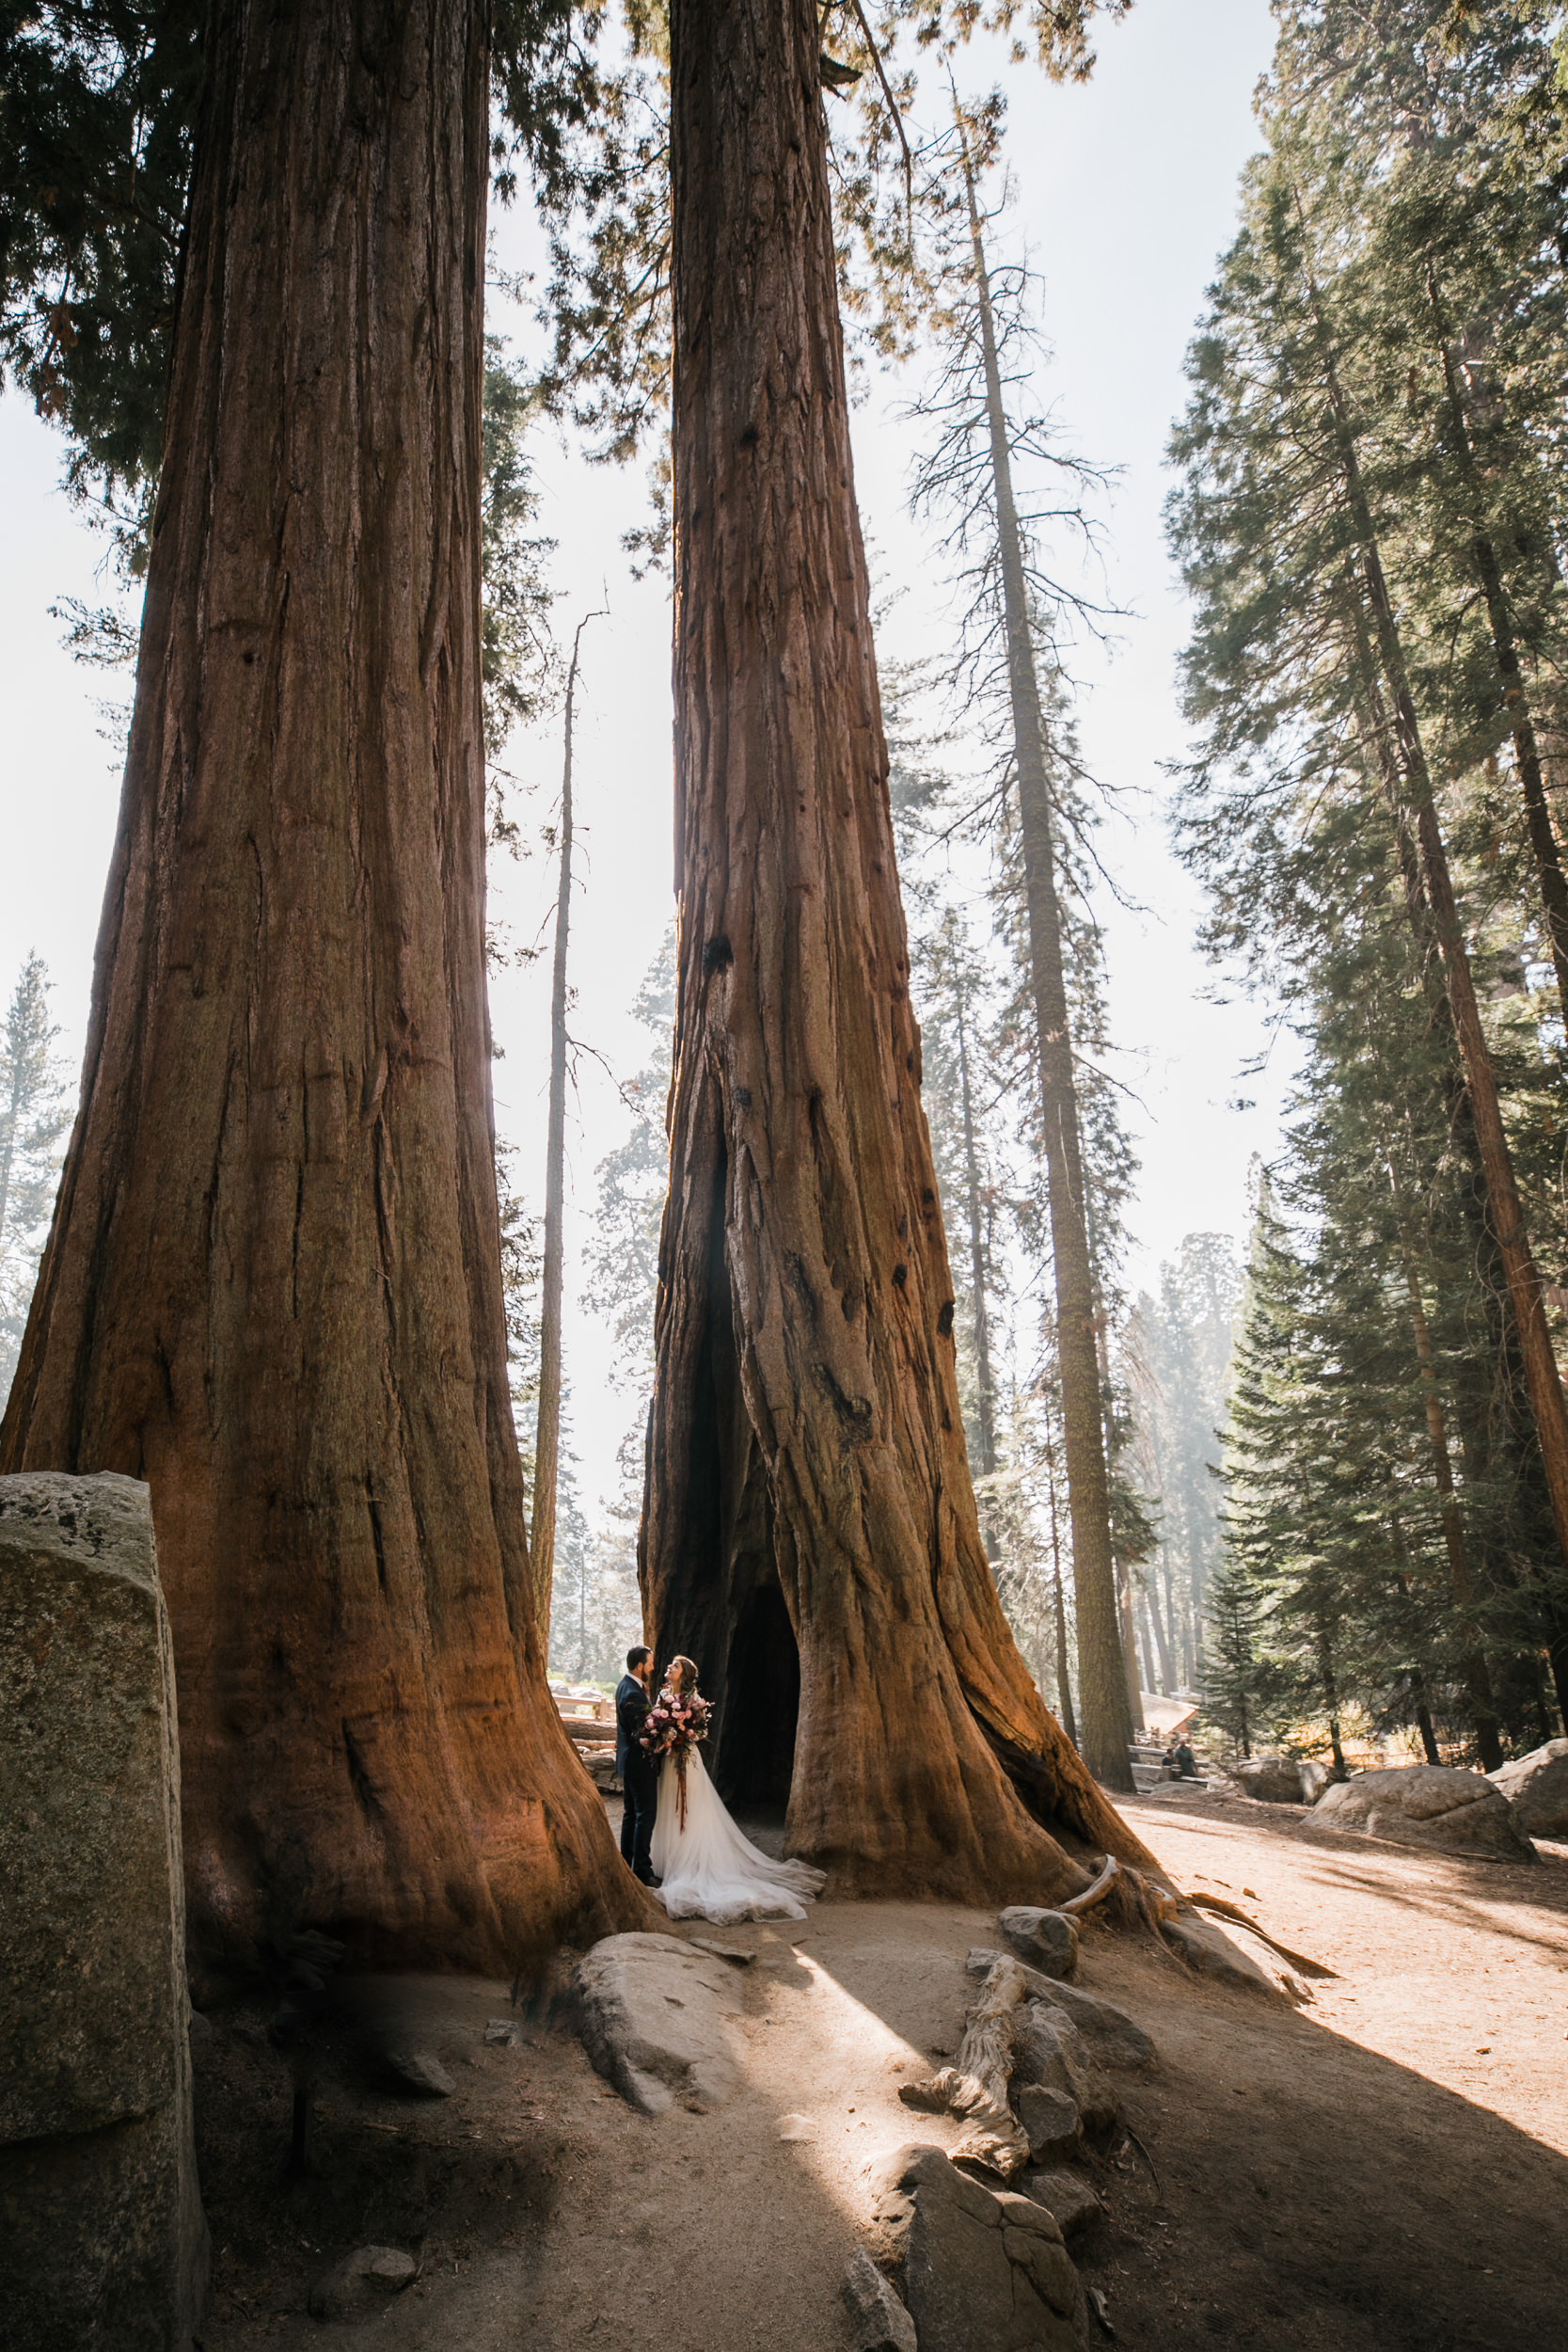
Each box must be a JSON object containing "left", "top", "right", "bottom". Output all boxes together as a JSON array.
[{"left": 5, "top": 0, "right": 1568, "bottom": 1777}]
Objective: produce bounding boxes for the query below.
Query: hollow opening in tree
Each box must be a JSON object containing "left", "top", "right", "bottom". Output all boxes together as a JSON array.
[
  {"left": 715, "top": 1574, "right": 801, "bottom": 1816},
  {"left": 651, "top": 1104, "right": 802, "bottom": 1809}
]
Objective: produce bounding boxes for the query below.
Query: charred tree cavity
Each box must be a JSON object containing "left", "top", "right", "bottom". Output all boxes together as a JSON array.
[
  {"left": 642, "top": 0, "right": 1159, "bottom": 1902},
  {"left": 718, "top": 1577, "right": 802, "bottom": 1810},
  {"left": 650, "top": 1080, "right": 801, "bottom": 1810}
]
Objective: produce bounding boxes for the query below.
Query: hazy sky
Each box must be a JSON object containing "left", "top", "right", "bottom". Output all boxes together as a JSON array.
[{"left": 0, "top": 0, "right": 1287, "bottom": 1514}]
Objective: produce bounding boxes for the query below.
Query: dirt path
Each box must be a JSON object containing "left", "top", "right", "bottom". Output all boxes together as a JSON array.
[{"left": 196, "top": 1789, "right": 1568, "bottom": 2351}]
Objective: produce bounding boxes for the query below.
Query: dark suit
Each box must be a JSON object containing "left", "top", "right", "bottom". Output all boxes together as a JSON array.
[{"left": 615, "top": 1672, "right": 657, "bottom": 1883}]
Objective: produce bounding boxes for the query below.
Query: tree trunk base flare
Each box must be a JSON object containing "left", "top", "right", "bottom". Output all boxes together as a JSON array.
[
  {"left": 646, "top": 0, "right": 1160, "bottom": 1913},
  {"left": 0, "top": 0, "right": 649, "bottom": 1972},
  {"left": 898, "top": 1956, "right": 1032, "bottom": 2178}
]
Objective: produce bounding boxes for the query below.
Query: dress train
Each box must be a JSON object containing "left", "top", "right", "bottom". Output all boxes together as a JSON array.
[{"left": 650, "top": 1747, "right": 825, "bottom": 1925}]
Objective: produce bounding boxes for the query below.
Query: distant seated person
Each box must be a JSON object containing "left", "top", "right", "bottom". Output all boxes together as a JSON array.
[
  {"left": 1161, "top": 1744, "right": 1180, "bottom": 1779},
  {"left": 1174, "top": 1739, "right": 1200, "bottom": 1780}
]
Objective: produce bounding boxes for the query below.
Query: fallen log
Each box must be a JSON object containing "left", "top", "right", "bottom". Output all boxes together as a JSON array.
[{"left": 897, "top": 1956, "right": 1031, "bottom": 2178}]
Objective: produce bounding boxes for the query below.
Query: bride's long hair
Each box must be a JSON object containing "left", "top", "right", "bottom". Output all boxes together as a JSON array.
[{"left": 666, "top": 1653, "right": 699, "bottom": 1695}]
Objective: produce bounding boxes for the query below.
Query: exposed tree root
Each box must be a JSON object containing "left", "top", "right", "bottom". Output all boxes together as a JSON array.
[
  {"left": 1179, "top": 1891, "right": 1338, "bottom": 1979},
  {"left": 1060, "top": 1854, "right": 1121, "bottom": 1916},
  {"left": 897, "top": 1955, "right": 1031, "bottom": 2177}
]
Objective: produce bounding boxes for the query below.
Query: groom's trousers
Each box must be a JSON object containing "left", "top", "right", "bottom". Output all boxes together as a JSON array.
[{"left": 620, "top": 1752, "right": 657, "bottom": 1883}]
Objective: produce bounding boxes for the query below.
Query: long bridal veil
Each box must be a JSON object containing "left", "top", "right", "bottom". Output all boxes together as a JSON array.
[{"left": 651, "top": 1748, "right": 826, "bottom": 1924}]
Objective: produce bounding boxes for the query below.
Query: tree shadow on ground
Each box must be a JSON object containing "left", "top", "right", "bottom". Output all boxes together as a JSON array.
[{"left": 796, "top": 1875, "right": 1566, "bottom": 2352}]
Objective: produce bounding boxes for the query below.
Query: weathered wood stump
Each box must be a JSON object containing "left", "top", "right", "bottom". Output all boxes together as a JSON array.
[{"left": 898, "top": 1956, "right": 1032, "bottom": 2177}]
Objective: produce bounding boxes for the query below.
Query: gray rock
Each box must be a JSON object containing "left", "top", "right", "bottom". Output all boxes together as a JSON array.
[
  {"left": 1017, "top": 2083, "right": 1083, "bottom": 2163},
  {"left": 1314, "top": 1764, "right": 1536, "bottom": 1860},
  {"left": 308, "top": 2246, "right": 417, "bottom": 2320},
  {"left": 868, "top": 2142, "right": 1086, "bottom": 2352},
  {"left": 1229, "top": 1755, "right": 1329, "bottom": 1804},
  {"left": 967, "top": 1945, "right": 1041, "bottom": 1989},
  {"left": 842, "top": 2247, "right": 918, "bottom": 2352},
  {"left": 1488, "top": 1740, "right": 1568, "bottom": 1839},
  {"left": 1033, "top": 1981, "right": 1159, "bottom": 2075},
  {"left": 1022, "top": 2167, "right": 1103, "bottom": 2242},
  {"left": 576, "top": 1931, "right": 745, "bottom": 2115},
  {"left": 0, "top": 1472, "right": 209, "bottom": 2351},
  {"left": 483, "top": 2019, "right": 518, "bottom": 2047},
  {"left": 387, "top": 2051, "right": 456, "bottom": 2096},
  {"left": 1160, "top": 1913, "right": 1280, "bottom": 1994},
  {"left": 1012, "top": 2005, "right": 1118, "bottom": 2137},
  {"left": 997, "top": 1907, "right": 1080, "bottom": 1981}
]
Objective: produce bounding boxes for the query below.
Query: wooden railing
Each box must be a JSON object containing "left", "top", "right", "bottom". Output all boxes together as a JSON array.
[{"left": 559, "top": 1713, "right": 615, "bottom": 1746}]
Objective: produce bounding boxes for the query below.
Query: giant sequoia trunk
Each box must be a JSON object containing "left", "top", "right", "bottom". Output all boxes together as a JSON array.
[
  {"left": 641, "top": 0, "right": 1156, "bottom": 1899},
  {"left": 0, "top": 0, "right": 644, "bottom": 1968}
]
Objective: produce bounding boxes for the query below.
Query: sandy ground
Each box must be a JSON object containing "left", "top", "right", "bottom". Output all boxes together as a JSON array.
[{"left": 194, "top": 1786, "right": 1568, "bottom": 2352}]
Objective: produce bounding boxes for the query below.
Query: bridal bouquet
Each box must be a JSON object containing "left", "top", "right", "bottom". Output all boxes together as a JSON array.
[{"left": 641, "top": 1688, "right": 711, "bottom": 1829}]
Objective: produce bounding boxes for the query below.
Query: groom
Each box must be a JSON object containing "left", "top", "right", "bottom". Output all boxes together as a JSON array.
[{"left": 615, "top": 1645, "right": 658, "bottom": 1886}]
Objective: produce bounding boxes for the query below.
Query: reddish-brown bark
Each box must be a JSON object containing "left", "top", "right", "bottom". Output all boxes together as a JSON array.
[
  {"left": 641, "top": 0, "right": 1157, "bottom": 1900},
  {"left": 0, "top": 0, "right": 647, "bottom": 1968}
]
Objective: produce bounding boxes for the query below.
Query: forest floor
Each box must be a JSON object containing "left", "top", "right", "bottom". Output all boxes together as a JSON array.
[{"left": 192, "top": 1785, "right": 1568, "bottom": 2352}]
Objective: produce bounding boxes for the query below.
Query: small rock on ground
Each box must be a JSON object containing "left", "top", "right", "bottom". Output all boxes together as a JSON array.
[
  {"left": 997, "top": 1907, "right": 1080, "bottom": 1980},
  {"left": 1030, "top": 1980, "right": 1160, "bottom": 2075},
  {"left": 1022, "top": 2167, "right": 1103, "bottom": 2242},
  {"left": 842, "top": 2246, "right": 918, "bottom": 2352},
  {"left": 1017, "top": 2082, "right": 1084, "bottom": 2163},
  {"left": 1160, "top": 1912, "right": 1281, "bottom": 1996},
  {"left": 386, "top": 2051, "right": 456, "bottom": 2096},
  {"left": 308, "top": 2246, "right": 416, "bottom": 2320},
  {"left": 1013, "top": 2006, "right": 1118, "bottom": 2138}
]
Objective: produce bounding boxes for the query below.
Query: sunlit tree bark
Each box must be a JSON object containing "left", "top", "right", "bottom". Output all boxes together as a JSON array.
[
  {"left": 641, "top": 0, "right": 1154, "bottom": 1891},
  {"left": 0, "top": 0, "right": 644, "bottom": 1967}
]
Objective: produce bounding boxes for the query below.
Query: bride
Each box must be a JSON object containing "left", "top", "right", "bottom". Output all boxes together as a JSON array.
[{"left": 647, "top": 1656, "right": 826, "bottom": 1925}]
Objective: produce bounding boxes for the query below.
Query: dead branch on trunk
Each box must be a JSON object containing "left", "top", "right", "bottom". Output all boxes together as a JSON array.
[{"left": 897, "top": 1956, "right": 1031, "bottom": 2177}]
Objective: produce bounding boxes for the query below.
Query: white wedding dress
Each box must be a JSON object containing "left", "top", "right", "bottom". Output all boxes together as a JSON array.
[{"left": 650, "top": 1746, "right": 826, "bottom": 1925}]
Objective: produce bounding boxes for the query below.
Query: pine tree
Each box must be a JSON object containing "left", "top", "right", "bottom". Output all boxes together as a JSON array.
[
  {"left": 1167, "top": 8, "right": 1568, "bottom": 1750},
  {"left": 1199, "top": 1550, "right": 1277, "bottom": 1760},
  {"left": 899, "top": 106, "right": 1136, "bottom": 1786},
  {"left": 910, "top": 904, "right": 1005, "bottom": 1512}
]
